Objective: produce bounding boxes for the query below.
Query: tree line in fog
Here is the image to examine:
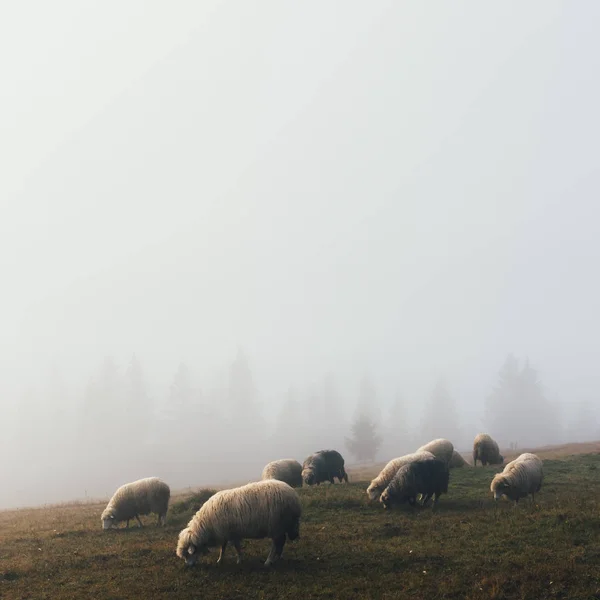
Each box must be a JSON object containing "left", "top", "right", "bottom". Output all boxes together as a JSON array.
[{"left": 1, "top": 350, "right": 597, "bottom": 509}]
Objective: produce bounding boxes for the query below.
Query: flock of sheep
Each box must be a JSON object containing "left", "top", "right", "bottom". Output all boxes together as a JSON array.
[{"left": 100, "top": 435, "right": 544, "bottom": 567}]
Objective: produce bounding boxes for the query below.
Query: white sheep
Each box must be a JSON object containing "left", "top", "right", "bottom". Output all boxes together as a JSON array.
[
  {"left": 101, "top": 477, "right": 170, "bottom": 529},
  {"left": 490, "top": 453, "right": 543, "bottom": 505},
  {"left": 261, "top": 459, "right": 303, "bottom": 488},
  {"left": 366, "top": 451, "right": 434, "bottom": 501},
  {"left": 416, "top": 438, "right": 455, "bottom": 465},
  {"left": 473, "top": 433, "right": 504, "bottom": 466},
  {"left": 176, "top": 479, "right": 302, "bottom": 567}
]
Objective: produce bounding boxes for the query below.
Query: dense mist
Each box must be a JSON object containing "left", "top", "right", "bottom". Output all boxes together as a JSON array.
[{"left": 2, "top": 1, "right": 600, "bottom": 509}]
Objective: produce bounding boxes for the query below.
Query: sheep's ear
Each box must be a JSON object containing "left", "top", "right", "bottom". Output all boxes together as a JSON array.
[{"left": 188, "top": 545, "right": 196, "bottom": 555}]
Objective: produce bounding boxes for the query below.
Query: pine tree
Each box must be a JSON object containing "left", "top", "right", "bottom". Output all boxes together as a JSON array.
[
  {"left": 125, "top": 354, "right": 151, "bottom": 447},
  {"left": 485, "top": 355, "right": 561, "bottom": 448},
  {"left": 382, "top": 393, "right": 413, "bottom": 457},
  {"left": 420, "top": 378, "right": 460, "bottom": 446},
  {"left": 345, "top": 377, "right": 383, "bottom": 462},
  {"left": 345, "top": 412, "right": 382, "bottom": 463}
]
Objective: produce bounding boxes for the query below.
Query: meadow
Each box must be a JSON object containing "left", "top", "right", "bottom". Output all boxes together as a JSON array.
[{"left": 1, "top": 451, "right": 599, "bottom": 600}]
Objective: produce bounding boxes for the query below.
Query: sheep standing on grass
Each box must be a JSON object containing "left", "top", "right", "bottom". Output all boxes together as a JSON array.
[
  {"left": 176, "top": 479, "right": 302, "bottom": 567},
  {"left": 416, "top": 438, "right": 454, "bottom": 465},
  {"left": 490, "top": 453, "right": 543, "bottom": 505},
  {"left": 302, "top": 450, "right": 348, "bottom": 486},
  {"left": 101, "top": 477, "right": 170, "bottom": 529},
  {"left": 449, "top": 450, "right": 469, "bottom": 468},
  {"left": 473, "top": 433, "right": 504, "bottom": 466},
  {"left": 366, "top": 451, "right": 434, "bottom": 501},
  {"left": 380, "top": 457, "right": 449, "bottom": 509},
  {"left": 261, "top": 459, "right": 303, "bottom": 488}
]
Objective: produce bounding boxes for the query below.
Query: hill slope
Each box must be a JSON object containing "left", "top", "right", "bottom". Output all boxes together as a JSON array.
[{"left": 1, "top": 453, "right": 599, "bottom": 599}]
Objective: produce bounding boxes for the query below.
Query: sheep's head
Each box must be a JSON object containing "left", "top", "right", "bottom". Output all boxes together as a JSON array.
[
  {"left": 491, "top": 476, "right": 510, "bottom": 500},
  {"left": 177, "top": 528, "right": 209, "bottom": 567},
  {"left": 366, "top": 484, "right": 381, "bottom": 502},
  {"left": 380, "top": 490, "right": 392, "bottom": 509},
  {"left": 182, "top": 544, "right": 207, "bottom": 567},
  {"left": 302, "top": 468, "right": 316, "bottom": 486},
  {"left": 101, "top": 511, "right": 117, "bottom": 530}
]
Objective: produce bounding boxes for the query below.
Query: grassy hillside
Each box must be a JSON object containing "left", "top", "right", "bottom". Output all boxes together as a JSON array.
[{"left": 1, "top": 453, "right": 600, "bottom": 599}]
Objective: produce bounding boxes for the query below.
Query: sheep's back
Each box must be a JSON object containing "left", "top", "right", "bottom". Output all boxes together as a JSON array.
[
  {"left": 416, "top": 439, "right": 454, "bottom": 464},
  {"left": 189, "top": 480, "right": 301, "bottom": 542}
]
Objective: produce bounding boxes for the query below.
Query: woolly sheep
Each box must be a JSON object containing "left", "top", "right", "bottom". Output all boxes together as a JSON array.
[
  {"left": 416, "top": 438, "right": 454, "bottom": 465},
  {"left": 449, "top": 450, "right": 469, "bottom": 468},
  {"left": 473, "top": 433, "right": 504, "bottom": 466},
  {"left": 302, "top": 450, "right": 348, "bottom": 486},
  {"left": 380, "top": 457, "right": 449, "bottom": 509},
  {"left": 366, "top": 451, "right": 435, "bottom": 501},
  {"left": 101, "top": 477, "right": 170, "bottom": 530},
  {"left": 176, "top": 479, "right": 302, "bottom": 567},
  {"left": 490, "top": 453, "right": 543, "bottom": 504},
  {"left": 261, "top": 459, "right": 303, "bottom": 488}
]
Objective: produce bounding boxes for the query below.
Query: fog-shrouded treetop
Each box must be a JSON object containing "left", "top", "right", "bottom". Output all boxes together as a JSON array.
[{"left": 1, "top": 1, "right": 600, "bottom": 508}]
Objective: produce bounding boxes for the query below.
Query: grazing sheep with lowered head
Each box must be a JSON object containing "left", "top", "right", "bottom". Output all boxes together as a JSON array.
[
  {"left": 302, "top": 450, "right": 348, "bottom": 486},
  {"left": 449, "top": 450, "right": 469, "bottom": 468},
  {"left": 366, "top": 451, "right": 434, "bottom": 501},
  {"left": 101, "top": 477, "right": 170, "bottom": 529},
  {"left": 380, "top": 457, "right": 449, "bottom": 509},
  {"left": 176, "top": 479, "right": 302, "bottom": 567},
  {"left": 261, "top": 459, "right": 303, "bottom": 488},
  {"left": 416, "top": 438, "right": 454, "bottom": 465},
  {"left": 490, "top": 453, "right": 543, "bottom": 505},
  {"left": 473, "top": 433, "right": 504, "bottom": 466}
]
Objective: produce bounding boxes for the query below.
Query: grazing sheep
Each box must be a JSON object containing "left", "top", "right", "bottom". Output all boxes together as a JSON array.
[
  {"left": 261, "top": 459, "right": 303, "bottom": 488},
  {"left": 490, "top": 453, "right": 543, "bottom": 505},
  {"left": 302, "top": 450, "right": 348, "bottom": 486},
  {"left": 416, "top": 438, "right": 454, "bottom": 465},
  {"left": 380, "top": 457, "right": 449, "bottom": 509},
  {"left": 176, "top": 479, "right": 302, "bottom": 567},
  {"left": 366, "top": 451, "right": 435, "bottom": 501},
  {"left": 473, "top": 433, "right": 504, "bottom": 466},
  {"left": 101, "top": 477, "right": 170, "bottom": 530},
  {"left": 449, "top": 450, "right": 469, "bottom": 468}
]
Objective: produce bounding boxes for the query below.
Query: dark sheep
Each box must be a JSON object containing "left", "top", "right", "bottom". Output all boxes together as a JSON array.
[
  {"left": 380, "top": 457, "right": 449, "bottom": 509},
  {"left": 473, "top": 433, "right": 504, "bottom": 466},
  {"left": 302, "top": 450, "right": 348, "bottom": 486}
]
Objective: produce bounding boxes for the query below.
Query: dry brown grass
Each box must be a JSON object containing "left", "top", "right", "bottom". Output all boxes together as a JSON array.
[{"left": 1, "top": 444, "right": 599, "bottom": 600}]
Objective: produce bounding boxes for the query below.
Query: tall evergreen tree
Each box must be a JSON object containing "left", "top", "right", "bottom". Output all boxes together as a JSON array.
[
  {"left": 345, "top": 412, "right": 382, "bottom": 463},
  {"left": 125, "top": 354, "right": 151, "bottom": 447},
  {"left": 382, "top": 392, "right": 412, "bottom": 457},
  {"left": 420, "top": 378, "right": 460, "bottom": 446},
  {"left": 345, "top": 377, "right": 382, "bottom": 463},
  {"left": 485, "top": 355, "right": 561, "bottom": 448}
]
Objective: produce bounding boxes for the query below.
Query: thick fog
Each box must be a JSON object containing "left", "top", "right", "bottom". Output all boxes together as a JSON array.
[{"left": 1, "top": 1, "right": 599, "bottom": 509}]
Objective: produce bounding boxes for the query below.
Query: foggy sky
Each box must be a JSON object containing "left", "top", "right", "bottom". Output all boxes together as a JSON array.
[{"left": 2, "top": 1, "right": 600, "bottom": 504}]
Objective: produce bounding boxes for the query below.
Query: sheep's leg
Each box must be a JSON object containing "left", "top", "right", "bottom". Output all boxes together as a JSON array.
[
  {"left": 233, "top": 540, "right": 243, "bottom": 564},
  {"left": 135, "top": 515, "right": 143, "bottom": 528},
  {"left": 126, "top": 520, "right": 130, "bottom": 528},
  {"left": 265, "top": 535, "right": 286, "bottom": 567},
  {"left": 217, "top": 541, "right": 228, "bottom": 565},
  {"left": 432, "top": 493, "right": 439, "bottom": 509},
  {"left": 421, "top": 493, "right": 431, "bottom": 507}
]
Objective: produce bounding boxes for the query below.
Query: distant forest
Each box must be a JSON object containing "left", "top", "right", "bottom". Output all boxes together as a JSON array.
[{"left": 1, "top": 350, "right": 596, "bottom": 509}]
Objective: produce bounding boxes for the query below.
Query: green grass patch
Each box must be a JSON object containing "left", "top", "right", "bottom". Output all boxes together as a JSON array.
[{"left": 1, "top": 454, "right": 599, "bottom": 599}]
